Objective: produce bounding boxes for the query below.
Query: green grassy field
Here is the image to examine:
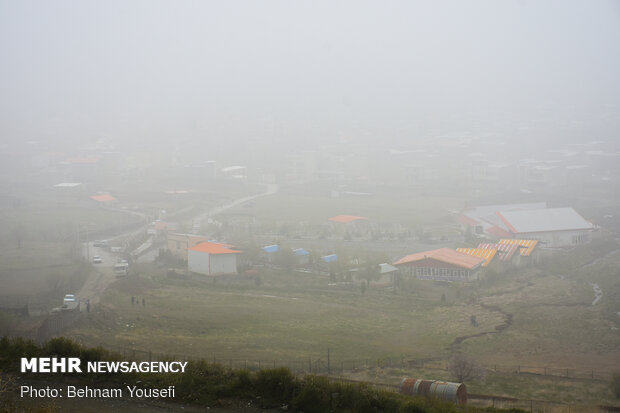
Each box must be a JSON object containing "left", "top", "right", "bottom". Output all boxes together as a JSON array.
[
  {"left": 222, "top": 191, "right": 464, "bottom": 227},
  {"left": 64, "top": 237, "right": 620, "bottom": 406}
]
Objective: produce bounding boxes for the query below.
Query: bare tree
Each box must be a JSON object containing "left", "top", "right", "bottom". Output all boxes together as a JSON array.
[{"left": 448, "top": 352, "right": 485, "bottom": 383}]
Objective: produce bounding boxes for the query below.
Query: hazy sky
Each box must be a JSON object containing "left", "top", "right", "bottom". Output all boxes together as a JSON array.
[{"left": 1, "top": 0, "right": 619, "bottom": 149}]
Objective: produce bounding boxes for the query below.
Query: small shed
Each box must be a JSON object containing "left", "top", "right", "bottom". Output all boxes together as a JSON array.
[
  {"left": 261, "top": 244, "right": 279, "bottom": 262},
  {"left": 188, "top": 242, "right": 241, "bottom": 275},
  {"left": 293, "top": 248, "right": 310, "bottom": 265}
]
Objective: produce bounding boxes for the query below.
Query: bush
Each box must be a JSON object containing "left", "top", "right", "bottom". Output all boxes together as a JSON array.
[
  {"left": 292, "top": 375, "right": 332, "bottom": 413},
  {"left": 253, "top": 367, "right": 298, "bottom": 404},
  {"left": 611, "top": 372, "right": 620, "bottom": 398}
]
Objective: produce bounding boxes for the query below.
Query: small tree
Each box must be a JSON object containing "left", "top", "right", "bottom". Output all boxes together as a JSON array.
[
  {"left": 448, "top": 352, "right": 485, "bottom": 383},
  {"left": 611, "top": 372, "right": 620, "bottom": 398}
]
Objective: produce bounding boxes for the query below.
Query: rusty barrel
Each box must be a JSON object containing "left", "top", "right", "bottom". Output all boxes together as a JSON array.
[{"left": 399, "top": 378, "right": 467, "bottom": 405}]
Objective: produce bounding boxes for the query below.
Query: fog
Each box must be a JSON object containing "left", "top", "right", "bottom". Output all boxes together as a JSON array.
[
  {"left": 2, "top": 2, "right": 620, "bottom": 410},
  {"left": 2, "top": 0, "right": 620, "bottom": 152}
]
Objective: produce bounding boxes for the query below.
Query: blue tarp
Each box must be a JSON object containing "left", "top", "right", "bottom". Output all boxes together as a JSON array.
[
  {"left": 263, "top": 244, "right": 279, "bottom": 253},
  {"left": 293, "top": 248, "right": 309, "bottom": 256},
  {"left": 322, "top": 254, "right": 338, "bottom": 263}
]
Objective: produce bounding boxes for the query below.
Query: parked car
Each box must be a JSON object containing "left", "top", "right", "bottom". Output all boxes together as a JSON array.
[
  {"left": 63, "top": 294, "right": 77, "bottom": 305},
  {"left": 114, "top": 263, "right": 128, "bottom": 276},
  {"left": 92, "top": 256, "right": 102, "bottom": 264}
]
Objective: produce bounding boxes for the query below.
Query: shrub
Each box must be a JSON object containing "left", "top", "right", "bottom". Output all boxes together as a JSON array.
[
  {"left": 611, "top": 372, "right": 620, "bottom": 398},
  {"left": 292, "top": 375, "right": 332, "bottom": 413},
  {"left": 253, "top": 367, "right": 298, "bottom": 404}
]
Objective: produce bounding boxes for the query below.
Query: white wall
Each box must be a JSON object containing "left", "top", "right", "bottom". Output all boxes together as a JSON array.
[
  {"left": 210, "top": 254, "right": 238, "bottom": 274},
  {"left": 518, "top": 230, "right": 592, "bottom": 248},
  {"left": 188, "top": 250, "right": 237, "bottom": 275}
]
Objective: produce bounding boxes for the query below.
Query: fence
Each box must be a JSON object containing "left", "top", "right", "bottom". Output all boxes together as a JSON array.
[
  {"left": 37, "top": 307, "right": 81, "bottom": 342},
  {"left": 109, "top": 345, "right": 613, "bottom": 382},
  {"left": 79, "top": 345, "right": 620, "bottom": 412}
]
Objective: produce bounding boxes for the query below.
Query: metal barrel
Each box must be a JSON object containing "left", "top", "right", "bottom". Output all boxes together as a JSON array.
[{"left": 399, "top": 378, "right": 467, "bottom": 405}]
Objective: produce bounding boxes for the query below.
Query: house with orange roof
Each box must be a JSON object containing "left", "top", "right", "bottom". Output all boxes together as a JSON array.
[
  {"left": 90, "top": 194, "right": 117, "bottom": 203},
  {"left": 393, "top": 248, "right": 485, "bottom": 282},
  {"left": 188, "top": 241, "right": 241, "bottom": 275},
  {"left": 328, "top": 215, "right": 369, "bottom": 238}
]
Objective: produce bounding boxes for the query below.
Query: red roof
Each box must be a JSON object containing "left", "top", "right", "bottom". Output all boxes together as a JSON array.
[
  {"left": 328, "top": 215, "right": 368, "bottom": 223},
  {"left": 393, "top": 248, "right": 485, "bottom": 270},
  {"left": 486, "top": 225, "right": 513, "bottom": 239},
  {"left": 458, "top": 214, "right": 480, "bottom": 227},
  {"left": 188, "top": 241, "right": 241, "bottom": 255},
  {"left": 90, "top": 194, "right": 116, "bottom": 202},
  {"left": 496, "top": 212, "right": 518, "bottom": 233}
]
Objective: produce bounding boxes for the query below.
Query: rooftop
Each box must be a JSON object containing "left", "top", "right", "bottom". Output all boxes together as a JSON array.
[
  {"left": 477, "top": 243, "right": 520, "bottom": 261},
  {"left": 394, "top": 248, "right": 485, "bottom": 270},
  {"left": 497, "top": 207, "right": 594, "bottom": 234},
  {"left": 328, "top": 215, "right": 368, "bottom": 224},
  {"left": 90, "top": 194, "right": 116, "bottom": 202},
  {"left": 455, "top": 248, "right": 497, "bottom": 267},
  {"left": 189, "top": 241, "right": 241, "bottom": 255},
  {"left": 499, "top": 239, "right": 538, "bottom": 256}
]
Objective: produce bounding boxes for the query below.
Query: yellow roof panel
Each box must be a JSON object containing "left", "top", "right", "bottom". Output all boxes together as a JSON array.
[
  {"left": 455, "top": 248, "right": 497, "bottom": 267},
  {"left": 499, "top": 239, "right": 538, "bottom": 256}
]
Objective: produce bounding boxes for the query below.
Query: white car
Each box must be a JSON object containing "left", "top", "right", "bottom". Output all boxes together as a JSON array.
[
  {"left": 63, "top": 294, "right": 76, "bottom": 305},
  {"left": 92, "top": 256, "right": 102, "bottom": 264}
]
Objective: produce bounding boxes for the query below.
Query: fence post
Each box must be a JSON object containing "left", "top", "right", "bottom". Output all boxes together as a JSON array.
[{"left": 327, "top": 348, "right": 331, "bottom": 375}]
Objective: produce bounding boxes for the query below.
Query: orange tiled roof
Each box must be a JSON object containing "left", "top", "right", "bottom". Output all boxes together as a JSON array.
[
  {"left": 456, "top": 248, "right": 497, "bottom": 267},
  {"left": 394, "top": 248, "right": 485, "bottom": 270},
  {"left": 328, "top": 215, "right": 368, "bottom": 223},
  {"left": 188, "top": 241, "right": 241, "bottom": 255},
  {"left": 90, "top": 194, "right": 116, "bottom": 202},
  {"left": 499, "top": 239, "right": 538, "bottom": 256}
]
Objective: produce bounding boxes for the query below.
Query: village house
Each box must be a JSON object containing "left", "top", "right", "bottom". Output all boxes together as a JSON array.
[
  {"left": 394, "top": 248, "right": 485, "bottom": 282},
  {"left": 188, "top": 241, "right": 241, "bottom": 276}
]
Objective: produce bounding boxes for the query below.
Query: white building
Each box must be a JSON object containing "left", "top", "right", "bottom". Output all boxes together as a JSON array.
[
  {"left": 188, "top": 242, "right": 241, "bottom": 275},
  {"left": 496, "top": 207, "right": 596, "bottom": 247}
]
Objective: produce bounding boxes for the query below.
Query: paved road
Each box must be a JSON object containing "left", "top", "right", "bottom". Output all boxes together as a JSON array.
[
  {"left": 77, "top": 242, "right": 125, "bottom": 305},
  {"left": 76, "top": 184, "right": 279, "bottom": 304}
]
